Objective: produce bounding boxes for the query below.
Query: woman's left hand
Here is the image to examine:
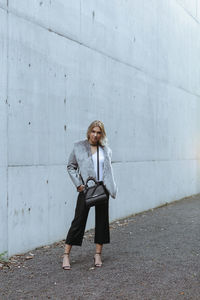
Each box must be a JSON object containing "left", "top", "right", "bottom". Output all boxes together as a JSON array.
[{"left": 77, "top": 185, "right": 85, "bottom": 192}]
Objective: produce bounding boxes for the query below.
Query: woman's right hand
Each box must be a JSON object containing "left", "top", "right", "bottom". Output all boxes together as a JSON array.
[{"left": 77, "top": 185, "right": 85, "bottom": 192}]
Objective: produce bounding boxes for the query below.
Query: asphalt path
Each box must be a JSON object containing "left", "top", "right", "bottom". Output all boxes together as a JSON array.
[{"left": 0, "top": 194, "right": 199, "bottom": 299}]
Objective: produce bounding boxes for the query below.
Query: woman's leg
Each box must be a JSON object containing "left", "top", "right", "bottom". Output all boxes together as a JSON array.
[
  {"left": 62, "top": 244, "right": 72, "bottom": 269},
  {"left": 64, "top": 244, "right": 72, "bottom": 253},
  {"left": 94, "top": 197, "right": 110, "bottom": 266},
  {"left": 62, "top": 192, "right": 90, "bottom": 269},
  {"left": 94, "top": 198, "right": 110, "bottom": 244},
  {"left": 65, "top": 192, "right": 90, "bottom": 246},
  {"left": 94, "top": 243, "right": 103, "bottom": 266},
  {"left": 96, "top": 243, "right": 103, "bottom": 253}
]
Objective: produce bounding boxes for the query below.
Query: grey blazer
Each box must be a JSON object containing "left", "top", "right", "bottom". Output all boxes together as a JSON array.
[{"left": 67, "top": 139, "right": 117, "bottom": 198}]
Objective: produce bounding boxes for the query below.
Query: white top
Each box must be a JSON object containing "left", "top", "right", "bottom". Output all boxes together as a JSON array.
[{"left": 92, "top": 146, "right": 105, "bottom": 181}]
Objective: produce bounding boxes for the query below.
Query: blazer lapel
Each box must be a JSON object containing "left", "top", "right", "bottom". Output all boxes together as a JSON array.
[{"left": 84, "top": 139, "right": 92, "bottom": 157}]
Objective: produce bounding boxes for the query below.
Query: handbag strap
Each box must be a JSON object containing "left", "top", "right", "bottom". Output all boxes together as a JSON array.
[{"left": 97, "top": 144, "right": 99, "bottom": 181}]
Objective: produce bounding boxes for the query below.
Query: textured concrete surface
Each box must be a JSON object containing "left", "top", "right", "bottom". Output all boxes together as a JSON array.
[
  {"left": 0, "top": 0, "right": 200, "bottom": 256},
  {"left": 0, "top": 194, "right": 200, "bottom": 299}
]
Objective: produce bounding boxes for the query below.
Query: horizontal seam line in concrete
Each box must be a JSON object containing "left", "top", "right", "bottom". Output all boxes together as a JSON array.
[
  {"left": 6, "top": 158, "right": 200, "bottom": 167},
  {"left": 113, "top": 159, "right": 199, "bottom": 163},
  {"left": 7, "top": 164, "right": 67, "bottom": 167},
  {"left": 0, "top": 5, "right": 200, "bottom": 98}
]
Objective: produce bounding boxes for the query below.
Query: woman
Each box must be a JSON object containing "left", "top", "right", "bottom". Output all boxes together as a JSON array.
[{"left": 62, "top": 120, "right": 117, "bottom": 270}]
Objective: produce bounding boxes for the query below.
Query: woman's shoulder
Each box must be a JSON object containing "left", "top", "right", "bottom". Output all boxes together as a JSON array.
[
  {"left": 73, "top": 139, "right": 88, "bottom": 151},
  {"left": 102, "top": 144, "right": 112, "bottom": 156},
  {"left": 102, "top": 142, "right": 111, "bottom": 150}
]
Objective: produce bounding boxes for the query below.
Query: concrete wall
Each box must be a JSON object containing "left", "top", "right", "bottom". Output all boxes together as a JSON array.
[{"left": 0, "top": 0, "right": 200, "bottom": 256}]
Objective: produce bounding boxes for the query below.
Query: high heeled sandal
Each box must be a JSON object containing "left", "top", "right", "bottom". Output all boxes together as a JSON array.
[
  {"left": 94, "top": 252, "right": 102, "bottom": 267},
  {"left": 62, "top": 252, "right": 71, "bottom": 270}
]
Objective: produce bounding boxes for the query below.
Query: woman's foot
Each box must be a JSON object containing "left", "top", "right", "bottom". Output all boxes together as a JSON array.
[
  {"left": 94, "top": 253, "right": 102, "bottom": 267},
  {"left": 62, "top": 253, "right": 71, "bottom": 270}
]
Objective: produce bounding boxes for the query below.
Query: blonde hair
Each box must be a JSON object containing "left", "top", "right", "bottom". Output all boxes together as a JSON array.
[{"left": 87, "top": 120, "right": 107, "bottom": 146}]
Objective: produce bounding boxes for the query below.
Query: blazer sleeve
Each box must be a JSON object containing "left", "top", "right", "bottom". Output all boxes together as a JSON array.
[
  {"left": 67, "top": 146, "right": 83, "bottom": 188},
  {"left": 107, "top": 147, "right": 118, "bottom": 198},
  {"left": 107, "top": 147, "right": 112, "bottom": 161}
]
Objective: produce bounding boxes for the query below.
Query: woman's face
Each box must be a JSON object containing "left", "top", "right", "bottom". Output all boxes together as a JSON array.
[{"left": 89, "top": 126, "right": 102, "bottom": 145}]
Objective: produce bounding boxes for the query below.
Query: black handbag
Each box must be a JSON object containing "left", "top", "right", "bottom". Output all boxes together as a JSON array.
[{"left": 84, "top": 145, "right": 108, "bottom": 207}]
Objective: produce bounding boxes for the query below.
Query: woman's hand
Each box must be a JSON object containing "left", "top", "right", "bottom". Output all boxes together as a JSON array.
[{"left": 77, "top": 185, "right": 85, "bottom": 192}]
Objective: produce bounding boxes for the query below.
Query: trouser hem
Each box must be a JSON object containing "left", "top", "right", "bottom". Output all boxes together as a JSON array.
[
  {"left": 65, "top": 241, "right": 82, "bottom": 246},
  {"left": 94, "top": 240, "right": 110, "bottom": 245}
]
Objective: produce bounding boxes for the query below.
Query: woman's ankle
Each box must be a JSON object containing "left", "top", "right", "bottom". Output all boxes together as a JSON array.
[{"left": 64, "top": 244, "right": 72, "bottom": 255}]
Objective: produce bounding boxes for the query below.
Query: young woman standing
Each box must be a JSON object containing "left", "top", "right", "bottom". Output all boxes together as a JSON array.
[{"left": 62, "top": 120, "right": 117, "bottom": 270}]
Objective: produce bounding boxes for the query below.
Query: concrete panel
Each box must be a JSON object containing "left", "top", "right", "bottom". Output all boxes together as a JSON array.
[
  {"left": 159, "top": 0, "right": 197, "bottom": 93},
  {"left": 197, "top": 160, "right": 200, "bottom": 192},
  {"left": 0, "top": 9, "right": 7, "bottom": 167},
  {"left": 110, "top": 159, "right": 198, "bottom": 221},
  {"left": 8, "top": 166, "right": 49, "bottom": 256},
  {"left": 0, "top": 9, "right": 8, "bottom": 256},
  {"left": 196, "top": 103, "right": 200, "bottom": 191},
  {"left": 47, "top": 31, "right": 80, "bottom": 164},
  {"left": 197, "top": 0, "right": 200, "bottom": 22},
  {"left": 71, "top": 46, "right": 199, "bottom": 163},
  {"left": 0, "top": 167, "right": 8, "bottom": 254},
  {"left": 0, "top": 103, "right": 7, "bottom": 167},
  {"left": 7, "top": 13, "right": 72, "bottom": 165},
  {"left": 7, "top": 163, "right": 95, "bottom": 256},
  {"left": 197, "top": 102, "right": 200, "bottom": 160},
  {"left": 0, "top": 1, "right": 7, "bottom": 6},
  {"left": 80, "top": 0, "right": 200, "bottom": 96},
  {"left": 47, "top": 165, "right": 76, "bottom": 243},
  {"left": 9, "top": 0, "right": 81, "bottom": 41}
]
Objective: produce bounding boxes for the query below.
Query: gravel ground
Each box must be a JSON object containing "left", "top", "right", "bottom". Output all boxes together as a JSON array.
[{"left": 0, "top": 194, "right": 200, "bottom": 300}]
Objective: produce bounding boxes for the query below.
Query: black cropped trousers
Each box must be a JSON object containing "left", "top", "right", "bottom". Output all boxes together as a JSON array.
[{"left": 65, "top": 191, "right": 110, "bottom": 246}]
